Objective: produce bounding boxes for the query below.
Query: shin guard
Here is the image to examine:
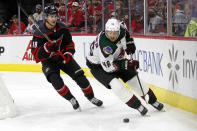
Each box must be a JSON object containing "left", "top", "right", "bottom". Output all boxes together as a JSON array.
[
  {"left": 57, "top": 85, "right": 73, "bottom": 100},
  {"left": 81, "top": 85, "right": 94, "bottom": 99}
]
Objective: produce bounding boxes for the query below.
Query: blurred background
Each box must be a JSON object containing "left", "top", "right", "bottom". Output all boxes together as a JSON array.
[{"left": 0, "top": 0, "right": 196, "bottom": 38}]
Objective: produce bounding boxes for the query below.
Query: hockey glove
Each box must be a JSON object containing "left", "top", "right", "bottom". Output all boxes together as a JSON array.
[
  {"left": 114, "top": 59, "right": 139, "bottom": 71},
  {"left": 113, "top": 59, "right": 129, "bottom": 70},
  {"left": 60, "top": 52, "right": 73, "bottom": 64},
  {"left": 128, "top": 60, "right": 139, "bottom": 70},
  {"left": 44, "top": 41, "right": 59, "bottom": 53},
  {"left": 125, "top": 43, "right": 136, "bottom": 55}
]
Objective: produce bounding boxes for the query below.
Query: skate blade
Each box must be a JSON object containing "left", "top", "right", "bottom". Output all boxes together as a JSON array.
[
  {"left": 97, "top": 105, "right": 104, "bottom": 108},
  {"left": 143, "top": 112, "right": 151, "bottom": 117},
  {"left": 75, "top": 107, "right": 81, "bottom": 112},
  {"left": 160, "top": 108, "right": 166, "bottom": 112}
]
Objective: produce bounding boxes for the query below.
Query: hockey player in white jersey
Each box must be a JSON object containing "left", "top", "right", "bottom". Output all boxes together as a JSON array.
[
  {"left": 86, "top": 18, "right": 164, "bottom": 116},
  {"left": 0, "top": 76, "right": 18, "bottom": 119}
]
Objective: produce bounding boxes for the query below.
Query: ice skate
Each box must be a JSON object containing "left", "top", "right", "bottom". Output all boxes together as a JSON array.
[
  {"left": 137, "top": 104, "right": 148, "bottom": 116},
  {"left": 69, "top": 98, "right": 81, "bottom": 111},
  {"left": 151, "top": 101, "right": 164, "bottom": 111},
  {"left": 88, "top": 97, "right": 103, "bottom": 107}
]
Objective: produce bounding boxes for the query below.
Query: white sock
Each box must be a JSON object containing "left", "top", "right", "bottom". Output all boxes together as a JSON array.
[
  {"left": 126, "top": 76, "right": 149, "bottom": 97},
  {"left": 109, "top": 78, "right": 134, "bottom": 103}
]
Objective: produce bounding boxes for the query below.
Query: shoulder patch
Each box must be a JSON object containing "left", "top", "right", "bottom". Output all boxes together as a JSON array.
[{"left": 103, "top": 46, "right": 113, "bottom": 55}]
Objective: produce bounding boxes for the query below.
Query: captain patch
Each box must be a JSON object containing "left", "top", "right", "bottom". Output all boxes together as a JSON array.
[{"left": 103, "top": 46, "right": 113, "bottom": 55}]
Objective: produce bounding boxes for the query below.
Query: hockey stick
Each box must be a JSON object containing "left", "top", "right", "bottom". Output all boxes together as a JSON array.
[
  {"left": 17, "top": 1, "right": 49, "bottom": 40},
  {"left": 136, "top": 71, "right": 147, "bottom": 102},
  {"left": 125, "top": 53, "right": 147, "bottom": 103},
  {"left": 17, "top": 1, "right": 68, "bottom": 63}
]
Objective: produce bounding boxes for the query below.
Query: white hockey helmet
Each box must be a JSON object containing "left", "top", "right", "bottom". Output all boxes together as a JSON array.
[{"left": 105, "top": 18, "right": 120, "bottom": 32}]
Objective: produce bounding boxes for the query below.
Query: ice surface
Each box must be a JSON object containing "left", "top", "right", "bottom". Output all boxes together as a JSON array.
[{"left": 0, "top": 71, "right": 197, "bottom": 131}]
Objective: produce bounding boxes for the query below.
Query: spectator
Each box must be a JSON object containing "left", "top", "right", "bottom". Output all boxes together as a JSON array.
[
  {"left": 172, "top": 3, "right": 188, "bottom": 36},
  {"left": 33, "top": 4, "right": 44, "bottom": 22},
  {"left": 58, "top": 3, "right": 66, "bottom": 24},
  {"left": 159, "top": 0, "right": 167, "bottom": 29},
  {"left": 54, "top": 1, "right": 60, "bottom": 8},
  {"left": 148, "top": 7, "right": 165, "bottom": 34},
  {"left": 68, "top": 2, "right": 85, "bottom": 30},
  {"left": 8, "top": 15, "right": 26, "bottom": 35},
  {"left": 24, "top": 16, "right": 34, "bottom": 34},
  {"left": 148, "top": 0, "right": 161, "bottom": 9},
  {"left": 86, "top": 0, "right": 102, "bottom": 22},
  {"left": 92, "top": 10, "right": 102, "bottom": 33},
  {"left": 67, "top": 0, "right": 77, "bottom": 10},
  {"left": 133, "top": 0, "right": 144, "bottom": 9},
  {"left": 0, "top": 21, "right": 9, "bottom": 35},
  {"left": 114, "top": 0, "right": 126, "bottom": 21},
  {"left": 103, "top": 1, "right": 114, "bottom": 22},
  {"left": 185, "top": 3, "right": 197, "bottom": 37},
  {"left": 123, "top": 0, "right": 144, "bottom": 34},
  {"left": 184, "top": 2, "right": 192, "bottom": 21},
  {"left": 128, "top": 8, "right": 144, "bottom": 34}
]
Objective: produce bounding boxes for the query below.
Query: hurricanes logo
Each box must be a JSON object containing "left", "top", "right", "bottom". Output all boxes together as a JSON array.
[{"left": 167, "top": 44, "right": 180, "bottom": 89}]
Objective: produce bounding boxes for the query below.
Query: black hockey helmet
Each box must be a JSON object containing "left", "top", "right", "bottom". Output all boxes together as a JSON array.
[{"left": 44, "top": 4, "right": 58, "bottom": 16}]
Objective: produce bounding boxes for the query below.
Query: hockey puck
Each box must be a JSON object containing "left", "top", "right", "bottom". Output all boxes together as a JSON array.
[{"left": 123, "top": 118, "right": 129, "bottom": 123}]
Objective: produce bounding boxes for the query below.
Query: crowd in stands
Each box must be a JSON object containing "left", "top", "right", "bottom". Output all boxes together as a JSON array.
[{"left": 0, "top": 0, "right": 197, "bottom": 37}]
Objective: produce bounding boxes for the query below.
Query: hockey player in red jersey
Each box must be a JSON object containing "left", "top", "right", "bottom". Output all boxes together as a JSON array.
[
  {"left": 31, "top": 4, "right": 103, "bottom": 111},
  {"left": 86, "top": 18, "right": 164, "bottom": 116}
]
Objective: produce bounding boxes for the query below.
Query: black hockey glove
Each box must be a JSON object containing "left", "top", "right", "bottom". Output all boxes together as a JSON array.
[
  {"left": 128, "top": 60, "right": 139, "bottom": 70},
  {"left": 60, "top": 52, "right": 73, "bottom": 64},
  {"left": 113, "top": 59, "right": 129, "bottom": 70},
  {"left": 114, "top": 59, "right": 139, "bottom": 71},
  {"left": 125, "top": 43, "right": 136, "bottom": 55},
  {"left": 44, "top": 41, "right": 59, "bottom": 53}
]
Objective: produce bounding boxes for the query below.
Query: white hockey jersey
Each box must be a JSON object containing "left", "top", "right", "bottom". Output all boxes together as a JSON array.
[{"left": 86, "top": 26, "right": 134, "bottom": 73}]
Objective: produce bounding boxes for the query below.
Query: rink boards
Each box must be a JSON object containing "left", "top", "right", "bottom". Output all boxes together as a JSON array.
[{"left": 0, "top": 35, "right": 197, "bottom": 114}]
